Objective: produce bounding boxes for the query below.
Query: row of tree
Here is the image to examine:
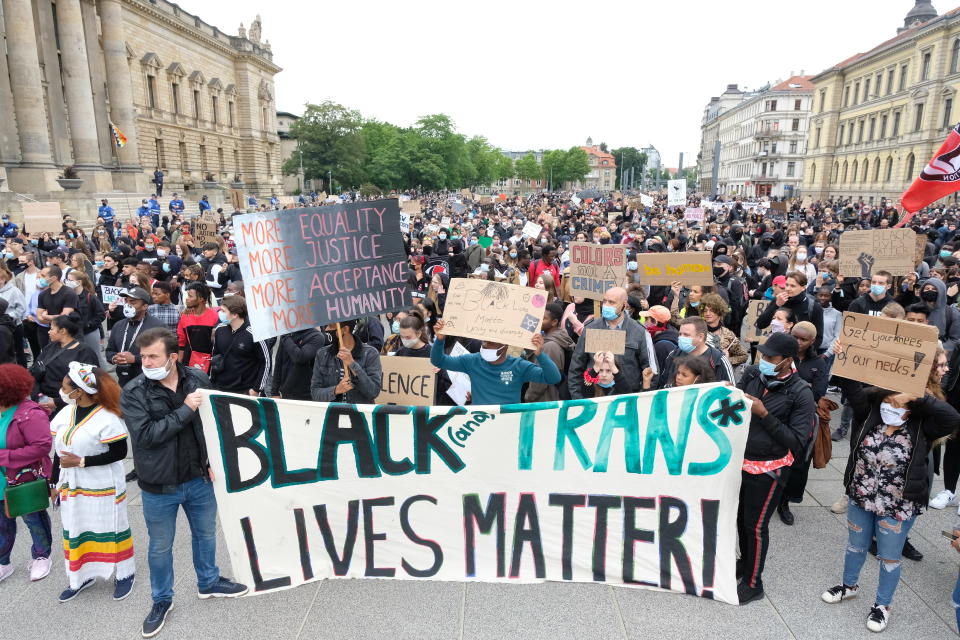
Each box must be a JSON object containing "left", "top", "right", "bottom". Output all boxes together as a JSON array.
[{"left": 282, "top": 101, "right": 596, "bottom": 193}]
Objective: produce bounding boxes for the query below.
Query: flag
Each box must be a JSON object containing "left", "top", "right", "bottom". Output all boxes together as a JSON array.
[
  {"left": 109, "top": 121, "right": 127, "bottom": 148},
  {"left": 896, "top": 123, "right": 960, "bottom": 227}
]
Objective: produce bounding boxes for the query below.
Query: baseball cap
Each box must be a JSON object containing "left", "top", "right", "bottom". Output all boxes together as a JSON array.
[
  {"left": 714, "top": 255, "right": 734, "bottom": 266},
  {"left": 772, "top": 275, "right": 787, "bottom": 287},
  {"left": 121, "top": 287, "right": 152, "bottom": 304},
  {"left": 757, "top": 333, "right": 799, "bottom": 359},
  {"left": 647, "top": 305, "right": 671, "bottom": 324}
]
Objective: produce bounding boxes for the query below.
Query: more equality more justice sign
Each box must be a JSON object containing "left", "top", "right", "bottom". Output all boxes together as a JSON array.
[
  {"left": 198, "top": 384, "right": 752, "bottom": 604},
  {"left": 234, "top": 200, "right": 411, "bottom": 341}
]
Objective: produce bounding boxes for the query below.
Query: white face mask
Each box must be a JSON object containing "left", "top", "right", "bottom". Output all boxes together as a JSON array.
[
  {"left": 157, "top": 249, "right": 167, "bottom": 258},
  {"left": 59, "top": 388, "right": 78, "bottom": 406},
  {"left": 479, "top": 346, "right": 503, "bottom": 362},
  {"left": 65, "top": 280, "right": 80, "bottom": 289},
  {"left": 142, "top": 357, "right": 171, "bottom": 381},
  {"left": 400, "top": 337, "right": 420, "bottom": 349},
  {"left": 123, "top": 304, "right": 137, "bottom": 319},
  {"left": 879, "top": 402, "right": 908, "bottom": 427}
]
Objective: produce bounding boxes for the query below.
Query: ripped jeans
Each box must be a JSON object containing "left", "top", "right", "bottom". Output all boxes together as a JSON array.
[{"left": 842, "top": 500, "right": 915, "bottom": 607}]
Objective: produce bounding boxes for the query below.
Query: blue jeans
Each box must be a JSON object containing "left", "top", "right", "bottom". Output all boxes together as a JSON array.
[
  {"left": 0, "top": 501, "right": 52, "bottom": 564},
  {"left": 141, "top": 477, "right": 220, "bottom": 603},
  {"left": 953, "top": 569, "right": 960, "bottom": 633},
  {"left": 842, "top": 500, "right": 915, "bottom": 606}
]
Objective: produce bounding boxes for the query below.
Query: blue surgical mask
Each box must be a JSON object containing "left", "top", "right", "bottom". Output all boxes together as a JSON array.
[
  {"left": 3, "top": 252, "right": 12, "bottom": 260},
  {"left": 627, "top": 261, "right": 638, "bottom": 271},
  {"left": 677, "top": 336, "right": 696, "bottom": 353},
  {"left": 162, "top": 263, "right": 171, "bottom": 273},
  {"left": 689, "top": 300, "right": 700, "bottom": 308},
  {"left": 601, "top": 305, "right": 619, "bottom": 320},
  {"left": 870, "top": 284, "right": 886, "bottom": 297},
  {"left": 941, "top": 250, "right": 952, "bottom": 259},
  {"left": 218, "top": 310, "right": 228, "bottom": 323},
  {"left": 391, "top": 320, "right": 400, "bottom": 334},
  {"left": 95, "top": 260, "right": 104, "bottom": 268},
  {"left": 57, "top": 240, "right": 66, "bottom": 247},
  {"left": 597, "top": 380, "right": 615, "bottom": 388},
  {"left": 509, "top": 251, "right": 517, "bottom": 259},
  {"left": 758, "top": 358, "right": 778, "bottom": 377},
  {"left": 30, "top": 239, "right": 38, "bottom": 246},
  {"left": 37, "top": 277, "right": 48, "bottom": 288}
]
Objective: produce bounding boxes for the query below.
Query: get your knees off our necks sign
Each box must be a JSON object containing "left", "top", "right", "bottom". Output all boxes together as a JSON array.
[{"left": 199, "top": 384, "right": 751, "bottom": 604}]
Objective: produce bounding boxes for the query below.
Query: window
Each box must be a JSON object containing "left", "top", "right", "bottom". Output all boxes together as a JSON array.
[
  {"left": 880, "top": 114, "right": 888, "bottom": 138},
  {"left": 814, "top": 127, "right": 821, "bottom": 149},
  {"left": 819, "top": 89, "right": 827, "bottom": 112},
  {"left": 915, "top": 103, "right": 925, "bottom": 131},
  {"left": 844, "top": 85, "right": 850, "bottom": 107},
  {"left": 155, "top": 138, "right": 165, "bottom": 168},
  {"left": 217, "top": 147, "right": 224, "bottom": 172},
  {"left": 885, "top": 157, "right": 893, "bottom": 182},
  {"left": 862, "top": 160, "right": 868, "bottom": 183},
  {"left": 899, "top": 64, "right": 909, "bottom": 91},
  {"left": 771, "top": 142, "right": 778, "bottom": 154},
  {"left": 791, "top": 118, "right": 800, "bottom": 131},
  {"left": 171, "top": 82, "right": 180, "bottom": 114},
  {"left": 873, "top": 158, "right": 880, "bottom": 182},
  {"left": 944, "top": 98, "right": 954, "bottom": 128},
  {"left": 906, "top": 153, "right": 915, "bottom": 181},
  {"left": 838, "top": 124, "right": 845, "bottom": 145},
  {"left": 922, "top": 52, "right": 931, "bottom": 81},
  {"left": 178, "top": 141, "right": 187, "bottom": 170},
  {"left": 833, "top": 162, "right": 839, "bottom": 181},
  {"left": 193, "top": 89, "right": 201, "bottom": 119},
  {"left": 847, "top": 123, "right": 854, "bottom": 144},
  {"left": 842, "top": 161, "right": 848, "bottom": 182},
  {"left": 228, "top": 101, "right": 235, "bottom": 127},
  {"left": 211, "top": 96, "right": 218, "bottom": 124},
  {"left": 864, "top": 79, "right": 871, "bottom": 100},
  {"left": 857, "top": 119, "right": 865, "bottom": 142},
  {"left": 233, "top": 148, "right": 240, "bottom": 172},
  {"left": 768, "top": 99, "right": 778, "bottom": 111},
  {"left": 794, "top": 99, "right": 801, "bottom": 111},
  {"left": 147, "top": 75, "right": 157, "bottom": 109},
  {"left": 786, "top": 162, "right": 796, "bottom": 177},
  {"left": 876, "top": 72, "right": 883, "bottom": 94},
  {"left": 852, "top": 160, "right": 858, "bottom": 181},
  {"left": 892, "top": 111, "right": 901, "bottom": 137},
  {"left": 790, "top": 140, "right": 798, "bottom": 153},
  {"left": 811, "top": 163, "right": 816, "bottom": 183},
  {"left": 266, "top": 151, "right": 272, "bottom": 176},
  {"left": 887, "top": 68, "right": 895, "bottom": 95},
  {"left": 869, "top": 117, "right": 876, "bottom": 141},
  {"left": 954, "top": 41, "right": 960, "bottom": 74},
  {"left": 854, "top": 81, "right": 861, "bottom": 104}
]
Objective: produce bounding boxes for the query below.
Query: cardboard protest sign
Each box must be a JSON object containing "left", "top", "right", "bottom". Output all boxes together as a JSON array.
[
  {"left": 636, "top": 252, "right": 713, "bottom": 286},
  {"left": 399, "top": 212, "right": 410, "bottom": 234},
  {"left": 584, "top": 328, "right": 626, "bottom": 355},
  {"left": 833, "top": 312, "right": 939, "bottom": 396},
  {"left": 568, "top": 242, "right": 628, "bottom": 301},
  {"left": 278, "top": 196, "right": 296, "bottom": 206},
  {"left": 742, "top": 299, "right": 772, "bottom": 344},
  {"left": 376, "top": 356, "right": 436, "bottom": 406},
  {"left": 229, "top": 189, "right": 245, "bottom": 211},
  {"left": 683, "top": 207, "right": 705, "bottom": 223},
  {"left": 194, "top": 216, "right": 220, "bottom": 245},
  {"left": 461, "top": 188, "right": 471, "bottom": 198},
  {"left": 100, "top": 285, "right": 125, "bottom": 305},
  {"left": 441, "top": 279, "right": 546, "bottom": 349},
  {"left": 400, "top": 199, "right": 421, "bottom": 214},
  {"left": 639, "top": 194, "right": 654, "bottom": 208},
  {"left": 200, "top": 383, "right": 751, "bottom": 603},
  {"left": 915, "top": 234, "right": 927, "bottom": 265},
  {"left": 613, "top": 191, "right": 622, "bottom": 201},
  {"left": 522, "top": 221, "right": 542, "bottom": 238},
  {"left": 800, "top": 196, "right": 813, "bottom": 210},
  {"left": 441, "top": 216, "right": 451, "bottom": 227},
  {"left": 234, "top": 199, "right": 411, "bottom": 342},
  {"left": 770, "top": 201, "right": 787, "bottom": 212},
  {"left": 21, "top": 201, "right": 61, "bottom": 234},
  {"left": 839, "top": 229, "right": 915, "bottom": 278},
  {"left": 480, "top": 196, "right": 492, "bottom": 205},
  {"left": 667, "top": 179, "right": 686, "bottom": 206}
]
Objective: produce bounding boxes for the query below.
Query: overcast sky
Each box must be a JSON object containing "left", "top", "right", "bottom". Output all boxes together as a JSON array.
[{"left": 191, "top": 0, "right": 916, "bottom": 167}]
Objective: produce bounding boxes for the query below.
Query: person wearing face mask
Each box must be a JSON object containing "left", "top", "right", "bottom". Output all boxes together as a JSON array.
[
  {"left": 823, "top": 351, "right": 960, "bottom": 633},
  {"left": 582, "top": 351, "right": 626, "bottom": 397},
  {"left": 31, "top": 314, "right": 99, "bottom": 413},
  {"left": 756, "top": 270, "right": 824, "bottom": 350},
  {"left": 525, "top": 303, "right": 574, "bottom": 403},
  {"left": 310, "top": 320, "right": 382, "bottom": 404},
  {"left": 916, "top": 278, "right": 960, "bottom": 353},
  {"left": 430, "top": 318, "right": 558, "bottom": 406},
  {"left": 393, "top": 313, "right": 432, "bottom": 357},
  {"left": 568, "top": 287, "right": 650, "bottom": 399},
  {"left": 736, "top": 332, "right": 816, "bottom": 604},
  {"left": 67, "top": 271, "right": 106, "bottom": 367},
  {"left": 271, "top": 325, "right": 330, "bottom": 401},
  {"left": 847, "top": 270, "right": 895, "bottom": 317},
  {"left": 788, "top": 245, "right": 817, "bottom": 284},
  {"left": 106, "top": 287, "right": 163, "bottom": 388},
  {"left": 209, "top": 296, "right": 270, "bottom": 396},
  {"left": 121, "top": 328, "right": 248, "bottom": 636},
  {"left": 655, "top": 317, "right": 734, "bottom": 389},
  {"left": 36, "top": 265, "right": 78, "bottom": 350},
  {"left": 381, "top": 310, "right": 408, "bottom": 355},
  {"left": 50, "top": 362, "right": 135, "bottom": 602}
]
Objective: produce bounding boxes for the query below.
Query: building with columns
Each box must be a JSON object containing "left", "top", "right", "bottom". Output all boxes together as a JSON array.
[
  {"left": 802, "top": 2, "right": 960, "bottom": 205},
  {"left": 0, "top": 0, "right": 282, "bottom": 222}
]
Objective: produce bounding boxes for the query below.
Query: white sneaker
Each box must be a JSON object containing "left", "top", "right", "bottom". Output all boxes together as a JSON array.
[
  {"left": 29, "top": 557, "right": 51, "bottom": 581},
  {"left": 0, "top": 563, "right": 13, "bottom": 583},
  {"left": 929, "top": 489, "right": 957, "bottom": 509},
  {"left": 831, "top": 496, "right": 848, "bottom": 514},
  {"left": 867, "top": 604, "right": 890, "bottom": 632},
  {"left": 822, "top": 583, "right": 859, "bottom": 604}
]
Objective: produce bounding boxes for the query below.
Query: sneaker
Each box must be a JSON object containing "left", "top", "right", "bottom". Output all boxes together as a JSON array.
[
  {"left": 866, "top": 604, "right": 890, "bottom": 632},
  {"left": 114, "top": 574, "right": 135, "bottom": 601},
  {"left": 832, "top": 426, "right": 848, "bottom": 442},
  {"left": 737, "top": 581, "right": 765, "bottom": 604},
  {"left": 827, "top": 385, "right": 841, "bottom": 394},
  {"left": 59, "top": 578, "right": 95, "bottom": 603},
  {"left": 0, "top": 563, "right": 13, "bottom": 583},
  {"left": 142, "top": 601, "right": 173, "bottom": 638},
  {"left": 29, "top": 557, "right": 51, "bottom": 581},
  {"left": 831, "top": 496, "right": 848, "bottom": 514},
  {"left": 929, "top": 489, "right": 958, "bottom": 509},
  {"left": 197, "top": 576, "right": 248, "bottom": 599},
  {"left": 822, "top": 583, "right": 859, "bottom": 604}
]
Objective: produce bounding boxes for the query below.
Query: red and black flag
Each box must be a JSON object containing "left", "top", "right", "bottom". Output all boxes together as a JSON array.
[{"left": 897, "top": 123, "right": 960, "bottom": 226}]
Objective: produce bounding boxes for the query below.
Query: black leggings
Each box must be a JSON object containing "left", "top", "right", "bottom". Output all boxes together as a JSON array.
[{"left": 944, "top": 438, "right": 960, "bottom": 493}]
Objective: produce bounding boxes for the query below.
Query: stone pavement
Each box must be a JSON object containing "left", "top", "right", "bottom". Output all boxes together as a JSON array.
[{"left": 2, "top": 396, "right": 960, "bottom": 640}]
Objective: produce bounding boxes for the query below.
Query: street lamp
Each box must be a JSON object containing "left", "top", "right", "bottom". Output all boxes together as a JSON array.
[
  {"left": 328, "top": 169, "right": 332, "bottom": 194},
  {"left": 297, "top": 145, "right": 304, "bottom": 192}
]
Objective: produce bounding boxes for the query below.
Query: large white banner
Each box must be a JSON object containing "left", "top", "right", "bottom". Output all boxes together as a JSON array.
[
  {"left": 199, "top": 384, "right": 751, "bottom": 604},
  {"left": 667, "top": 179, "right": 687, "bottom": 206}
]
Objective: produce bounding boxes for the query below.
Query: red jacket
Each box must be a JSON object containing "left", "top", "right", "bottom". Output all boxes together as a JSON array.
[
  {"left": 528, "top": 258, "right": 560, "bottom": 289},
  {"left": 0, "top": 400, "right": 52, "bottom": 484}
]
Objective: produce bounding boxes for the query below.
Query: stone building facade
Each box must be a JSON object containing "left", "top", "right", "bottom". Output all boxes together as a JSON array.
[
  {"left": 0, "top": 0, "right": 281, "bottom": 221},
  {"left": 577, "top": 139, "right": 617, "bottom": 190},
  {"left": 802, "top": 2, "right": 960, "bottom": 205}
]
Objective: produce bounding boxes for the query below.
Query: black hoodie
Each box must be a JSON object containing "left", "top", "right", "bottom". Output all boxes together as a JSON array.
[{"left": 0, "top": 309, "right": 15, "bottom": 363}]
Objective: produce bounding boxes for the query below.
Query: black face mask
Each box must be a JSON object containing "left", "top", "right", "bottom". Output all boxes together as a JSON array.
[
  {"left": 921, "top": 289, "right": 939, "bottom": 303},
  {"left": 713, "top": 266, "right": 726, "bottom": 278}
]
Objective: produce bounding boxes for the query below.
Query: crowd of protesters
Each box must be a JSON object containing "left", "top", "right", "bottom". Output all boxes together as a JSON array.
[{"left": 2, "top": 189, "right": 960, "bottom": 635}]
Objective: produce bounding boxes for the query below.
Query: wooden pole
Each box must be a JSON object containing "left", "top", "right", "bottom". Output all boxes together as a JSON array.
[{"left": 336, "top": 322, "right": 352, "bottom": 381}]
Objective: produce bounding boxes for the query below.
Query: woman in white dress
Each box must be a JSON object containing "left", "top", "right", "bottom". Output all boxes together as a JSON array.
[{"left": 51, "top": 362, "right": 135, "bottom": 602}]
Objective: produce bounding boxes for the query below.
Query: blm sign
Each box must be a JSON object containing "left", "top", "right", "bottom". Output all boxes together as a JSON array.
[{"left": 235, "top": 200, "right": 411, "bottom": 341}]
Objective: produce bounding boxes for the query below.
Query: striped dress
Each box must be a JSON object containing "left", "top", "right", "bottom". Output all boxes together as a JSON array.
[{"left": 52, "top": 405, "right": 134, "bottom": 589}]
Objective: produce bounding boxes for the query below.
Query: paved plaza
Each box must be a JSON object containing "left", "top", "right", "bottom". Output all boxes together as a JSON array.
[{"left": 2, "top": 398, "right": 959, "bottom": 640}]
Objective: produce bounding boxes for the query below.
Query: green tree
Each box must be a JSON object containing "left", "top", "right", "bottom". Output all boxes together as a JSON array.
[
  {"left": 541, "top": 149, "right": 565, "bottom": 190},
  {"left": 493, "top": 154, "right": 514, "bottom": 182},
  {"left": 563, "top": 146, "right": 591, "bottom": 185},
  {"left": 514, "top": 152, "right": 542, "bottom": 182},
  {"left": 281, "top": 101, "right": 366, "bottom": 189},
  {"left": 611, "top": 147, "right": 648, "bottom": 189}
]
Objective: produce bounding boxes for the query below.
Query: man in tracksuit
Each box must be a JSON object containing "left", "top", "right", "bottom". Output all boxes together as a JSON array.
[{"left": 736, "top": 332, "right": 816, "bottom": 604}]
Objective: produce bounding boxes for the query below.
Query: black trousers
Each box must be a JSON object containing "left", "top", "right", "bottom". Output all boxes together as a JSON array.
[
  {"left": 23, "top": 319, "right": 41, "bottom": 361},
  {"left": 155, "top": 182, "right": 163, "bottom": 197},
  {"left": 782, "top": 453, "right": 813, "bottom": 504},
  {"left": 737, "top": 469, "right": 784, "bottom": 590},
  {"left": 12, "top": 322, "right": 26, "bottom": 367}
]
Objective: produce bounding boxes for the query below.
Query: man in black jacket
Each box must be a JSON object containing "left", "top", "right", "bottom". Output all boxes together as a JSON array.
[
  {"left": 756, "top": 270, "right": 824, "bottom": 350},
  {"left": 846, "top": 270, "right": 894, "bottom": 316},
  {"left": 271, "top": 326, "right": 329, "bottom": 400},
  {"left": 736, "top": 332, "right": 816, "bottom": 604},
  {"left": 121, "top": 328, "right": 247, "bottom": 638}
]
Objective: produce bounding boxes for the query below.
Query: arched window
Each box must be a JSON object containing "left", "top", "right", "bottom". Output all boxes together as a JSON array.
[
  {"left": 842, "top": 161, "right": 848, "bottom": 182},
  {"left": 810, "top": 163, "right": 817, "bottom": 183},
  {"left": 952, "top": 39, "right": 960, "bottom": 74},
  {"left": 851, "top": 160, "right": 858, "bottom": 182},
  {"left": 833, "top": 161, "right": 839, "bottom": 181},
  {"left": 906, "top": 153, "right": 915, "bottom": 181},
  {"left": 862, "top": 160, "right": 869, "bottom": 183},
  {"left": 885, "top": 157, "right": 894, "bottom": 182},
  {"left": 873, "top": 158, "right": 881, "bottom": 182}
]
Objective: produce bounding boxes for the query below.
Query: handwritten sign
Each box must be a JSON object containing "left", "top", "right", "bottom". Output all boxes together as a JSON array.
[
  {"left": 441, "top": 279, "right": 546, "bottom": 349},
  {"left": 229, "top": 189, "right": 245, "bottom": 211},
  {"left": 399, "top": 212, "right": 410, "bottom": 234},
  {"left": 234, "top": 199, "right": 411, "bottom": 342},
  {"left": 639, "top": 194, "right": 654, "bottom": 208},
  {"left": 915, "top": 234, "right": 927, "bottom": 265},
  {"left": 21, "top": 201, "right": 62, "bottom": 234},
  {"left": 568, "top": 242, "right": 628, "bottom": 301},
  {"left": 100, "top": 285, "right": 125, "bottom": 305},
  {"left": 636, "top": 252, "right": 713, "bottom": 286},
  {"left": 833, "top": 312, "right": 939, "bottom": 396},
  {"left": 584, "top": 328, "right": 626, "bottom": 355},
  {"left": 684, "top": 207, "right": 705, "bottom": 223},
  {"left": 743, "top": 299, "right": 771, "bottom": 344},
  {"left": 838, "top": 229, "right": 915, "bottom": 278},
  {"left": 667, "top": 179, "right": 686, "bottom": 206},
  {"left": 522, "top": 221, "right": 542, "bottom": 238},
  {"left": 400, "top": 199, "right": 421, "bottom": 214},
  {"left": 376, "top": 356, "right": 436, "bottom": 406},
  {"left": 194, "top": 215, "right": 220, "bottom": 245}
]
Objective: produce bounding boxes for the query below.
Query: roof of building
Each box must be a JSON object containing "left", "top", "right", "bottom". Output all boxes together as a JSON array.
[
  {"left": 581, "top": 146, "right": 616, "bottom": 165},
  {"left": 770, "top": 75, "right": 815, "bottom": 91},
  {"left": 275, "top": 111, "right": 300, "bottom": 119}
]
